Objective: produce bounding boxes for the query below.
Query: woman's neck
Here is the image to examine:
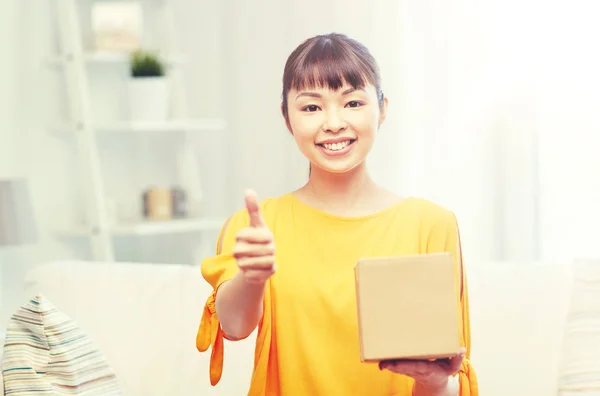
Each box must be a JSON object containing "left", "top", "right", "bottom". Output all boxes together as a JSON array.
[
  {"left": 295, "top": 163, "right": 399, "bottom": 217},
  {"left": 306, "top": 163, "right": 374, "bottom": 204}
]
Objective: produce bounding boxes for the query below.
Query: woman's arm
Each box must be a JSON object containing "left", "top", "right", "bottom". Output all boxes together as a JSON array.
[
  {"left": 216, "top": 273, "right": 266, "bottom": 339},
  {"left": 215, "top": 190, "right": 276, "bottom": 340}
]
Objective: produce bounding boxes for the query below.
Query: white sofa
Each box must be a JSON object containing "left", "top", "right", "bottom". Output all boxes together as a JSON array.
[
  {"left": 468, "top": 261, "right": 573, "bottom": 395},
  {"left": 1, "top": 259, "right": 575, "bottom": 395}
]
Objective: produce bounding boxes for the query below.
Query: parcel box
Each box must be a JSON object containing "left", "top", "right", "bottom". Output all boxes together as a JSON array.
[{"left": 354, "top": 252, "right": 461, "bottom": 362}]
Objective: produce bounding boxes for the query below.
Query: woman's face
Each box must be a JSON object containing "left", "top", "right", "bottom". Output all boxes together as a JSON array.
[{"left": 284, "top": 83, "right": 387, "bottom": 174}]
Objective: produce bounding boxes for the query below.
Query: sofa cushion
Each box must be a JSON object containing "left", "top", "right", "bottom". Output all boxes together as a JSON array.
[
  {"left": 558, "top": 259, "right": 600, "bottom": 394},
  {"left": 1, "top": 295, "right": 121, "bottom": 395},
  {"left": 22, "top": 260, "right": 256, "bottom": 396},
  {"left": 468, "top": 260, "right": 573, "bottom": 396},
  {"left": 0, "top": 330, "right": 4, "bottom": 395}
]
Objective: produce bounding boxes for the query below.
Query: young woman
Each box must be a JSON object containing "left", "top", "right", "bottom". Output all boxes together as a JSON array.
[{"left": 197, "top": 33, "right": 478, "bottom": 396}]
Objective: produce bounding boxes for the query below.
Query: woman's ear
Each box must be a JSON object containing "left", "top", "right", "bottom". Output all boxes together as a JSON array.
[{"left": 378, "top": 96, "right": 389, "bottom": 128}]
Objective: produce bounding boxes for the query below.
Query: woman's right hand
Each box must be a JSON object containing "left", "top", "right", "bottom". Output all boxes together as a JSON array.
[{"left": 232, "top": 190, "right": 276, "bottom": 285}]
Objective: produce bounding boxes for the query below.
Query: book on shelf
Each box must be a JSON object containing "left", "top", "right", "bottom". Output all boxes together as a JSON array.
[{"left": 92, "top": 1, "right": 143, "bottom": 52}]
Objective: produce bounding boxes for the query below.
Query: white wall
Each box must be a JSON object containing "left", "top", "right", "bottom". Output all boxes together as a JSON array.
[
  {"left": 392, "top": 0, "right": 542, "bottom": 262},
  {"left": 535, "top": 1, "right": 600, "bottom": 263},
  {"left": 2, "top": 0, "right": 600, "bottom": 326},
  {"left": 219, "top": 0, "right": 533, "bottom": 264},
  {"left": 0, "top": 0, "right": 32, "bottom": 322},
  {"left": 0, "top": 0, "right": 228, "bottom": 326},
  {"left": 0, "top": 0, "right": 18, "bottom": 321},
  {"left": 221, "top": 0, "right": 600, "bottom": 267},
  {"left": 395, "top": 0, "right": 600, "bottom": 265},
  {"left": 221, "top": 0, "right": 407, "bottom": 206},
  {"left": 0, "top": 0, "right": 91, "bottom": 326},
  {"left": 0, "top": 0, "right": 20, "bottom": 178}
]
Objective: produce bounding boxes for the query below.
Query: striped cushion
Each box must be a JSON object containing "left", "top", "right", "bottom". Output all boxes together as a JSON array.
[{"left": 1, "top": 295, "right": 121, "bottom": 395}]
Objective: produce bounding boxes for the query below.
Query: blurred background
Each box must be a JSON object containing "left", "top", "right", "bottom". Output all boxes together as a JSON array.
[{"left": 0, "top": 0, "right": 599, "bottom": 394}]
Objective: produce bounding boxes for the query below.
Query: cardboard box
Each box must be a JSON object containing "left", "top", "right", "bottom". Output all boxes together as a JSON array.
[{"left": 354, "top": 252, "right": 461, "bottom": 362}]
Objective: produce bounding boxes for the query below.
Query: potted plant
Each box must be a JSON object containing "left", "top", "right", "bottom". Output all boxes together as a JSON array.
[{"left": 128, "top": 50, "right": 170, "bottom": 122}]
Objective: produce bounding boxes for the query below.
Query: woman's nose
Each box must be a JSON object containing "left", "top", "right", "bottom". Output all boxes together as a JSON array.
[{"left": 322, "top": 110, "right": 347, "bottom": 133}]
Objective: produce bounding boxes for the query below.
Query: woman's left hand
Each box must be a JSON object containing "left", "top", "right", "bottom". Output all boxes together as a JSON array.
[{"left": 379, "top": 348, "right": 466, "bottom": 391}]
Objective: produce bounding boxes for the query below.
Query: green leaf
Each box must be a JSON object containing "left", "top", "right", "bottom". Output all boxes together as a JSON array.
[{"left": 130, "top": 50, "right": 166, "bottom": 77}]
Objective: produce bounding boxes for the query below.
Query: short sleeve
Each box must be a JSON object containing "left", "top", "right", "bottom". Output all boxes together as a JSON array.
[
  {"left": 427, "top": 210, "right": 479, "bottom": 396},
  {"left": 201, "top": 208, "right": 250, "bottom": 291},
  {"left": 196, "top": 208, "right": 250, "bottom": 386}
]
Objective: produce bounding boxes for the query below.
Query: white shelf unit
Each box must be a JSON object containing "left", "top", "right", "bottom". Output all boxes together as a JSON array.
[
  {"left": 51, "top": 119, "right": 227, "bottom": 135},
  {"left": 48, "top": 0, "right": 226, "bottom": 263},
  {"left": 46, "top": 51, "right": 187, "bottom": 65},
  {"left": 59, "top": 217, "right": 226, "bottom": 237}
]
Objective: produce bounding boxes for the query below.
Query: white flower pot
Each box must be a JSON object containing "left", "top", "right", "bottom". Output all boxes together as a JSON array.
[{"left": 128, "top": 76, "right": 170, "bottom": 122}]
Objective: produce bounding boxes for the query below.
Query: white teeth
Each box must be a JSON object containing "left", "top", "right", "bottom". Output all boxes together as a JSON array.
[{"left": 323, "top": 141, "right": 350, "bottom": 151}]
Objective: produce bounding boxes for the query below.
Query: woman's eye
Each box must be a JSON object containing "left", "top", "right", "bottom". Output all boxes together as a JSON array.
[
  {"left": 303, "top": 105, "right": 320, "bottom": 112},
  {"left": 346, "top": 101, "right": 362, "bottom": 108}
]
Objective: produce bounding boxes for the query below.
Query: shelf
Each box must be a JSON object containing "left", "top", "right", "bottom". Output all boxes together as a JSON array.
[
  {"left": 50, "top": 119, "right": 227, "bottom": 134},
  {"left": 110, "top": 217, "right": 225, "bottom": 236},
  {"left": 59, "top": 217, "right": 226, "bottom": 237},
  {"left": 46, "top": 51, "right": 186, "bottom": 66}
]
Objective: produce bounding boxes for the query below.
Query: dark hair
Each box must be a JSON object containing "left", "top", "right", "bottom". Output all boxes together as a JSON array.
[{"left": 281, "top": 33, "right": 384, "bottom": 120}]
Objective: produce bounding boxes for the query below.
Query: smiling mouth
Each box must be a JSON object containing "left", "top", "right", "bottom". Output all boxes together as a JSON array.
[{"left": 316, "top": 139, "right": 356, "bottom": 151}]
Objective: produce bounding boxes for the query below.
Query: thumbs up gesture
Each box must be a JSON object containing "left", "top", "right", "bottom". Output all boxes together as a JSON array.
[{"left": 232, "top": 190, "right": 277, "bottom": 284}]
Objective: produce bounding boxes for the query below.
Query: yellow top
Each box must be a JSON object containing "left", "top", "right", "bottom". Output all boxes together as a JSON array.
[{"left": 197, "top": 193, "right": 479, "bottom": 396}]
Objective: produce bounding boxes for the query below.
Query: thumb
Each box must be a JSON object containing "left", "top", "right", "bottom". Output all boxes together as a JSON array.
[
  {"left": 244, "top": 189, "right": 265, "bottom": 228},
  {"left": 448, "top": 347, "right": 467, "bottom": 374}
]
